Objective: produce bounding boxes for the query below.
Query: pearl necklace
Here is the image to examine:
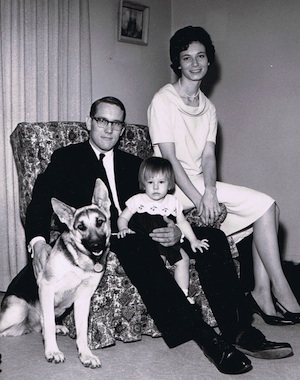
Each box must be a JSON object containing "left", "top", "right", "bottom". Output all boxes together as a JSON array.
[{"left": 178, "top": 79, "right": 200, "bottom": 99}]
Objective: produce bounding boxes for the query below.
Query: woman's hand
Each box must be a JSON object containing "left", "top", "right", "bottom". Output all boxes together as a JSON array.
[
  {"left": 149, "top": 216, "right": 182, "bottom": 247},
  {"left": 198, "top": 187, "right": 221, "bottom": 225}
]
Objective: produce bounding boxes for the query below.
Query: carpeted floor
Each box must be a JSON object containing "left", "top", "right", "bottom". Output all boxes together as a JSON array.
[{"left": 1, "top": 292, "right": 300, "bottom": 380}]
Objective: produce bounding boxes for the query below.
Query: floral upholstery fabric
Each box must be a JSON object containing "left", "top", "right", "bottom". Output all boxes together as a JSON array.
[
  {"left": 10, "top": 121, "right": 220, "bottom": 349},
  {"left": 185, "top": 203, "right": 227, "bottom": 230}
]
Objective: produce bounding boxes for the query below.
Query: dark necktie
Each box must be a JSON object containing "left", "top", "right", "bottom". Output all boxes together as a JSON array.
[{"left": 98, "top": 153, "right": 118, "bottom": 231}]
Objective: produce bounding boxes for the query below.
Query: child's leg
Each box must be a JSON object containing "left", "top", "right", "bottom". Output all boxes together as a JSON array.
[{"left": 174, "top": 249, "right": 193, "bottom": 303}]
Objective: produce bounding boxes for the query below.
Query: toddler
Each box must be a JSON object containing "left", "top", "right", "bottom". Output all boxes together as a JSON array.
[{"left": 117, "top": 157, "right": 209, "bottom": 303}]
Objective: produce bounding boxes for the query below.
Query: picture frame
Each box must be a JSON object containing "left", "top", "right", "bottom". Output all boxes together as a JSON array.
[{"left": 118, "top": 1, "right": 149, "bottom": 46}]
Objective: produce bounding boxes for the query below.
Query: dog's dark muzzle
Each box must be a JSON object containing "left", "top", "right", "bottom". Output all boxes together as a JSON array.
[
  {"left": 82, "top": 237, "right": 107, "bottom": 255},
  {"left": 89, "top": 242, "right": 105, "bottom": 255},
  {"left": 82, "top": 235, "right": 111, "bottom": 273}
]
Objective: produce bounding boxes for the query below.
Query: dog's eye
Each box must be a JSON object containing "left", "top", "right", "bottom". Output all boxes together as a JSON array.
[
  {"left": 96, "top": 218, "right": 104, "bottom": 228},
  {"left": 77, "top": 223, "right": 87, "bottom": 231}
]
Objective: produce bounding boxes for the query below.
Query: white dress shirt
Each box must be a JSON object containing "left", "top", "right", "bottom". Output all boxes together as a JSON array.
[{"left": 89, "top": 140, "right": 122, "bottom": 215}]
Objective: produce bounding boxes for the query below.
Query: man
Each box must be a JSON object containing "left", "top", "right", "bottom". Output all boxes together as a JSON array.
[{"left": 26, "top": 97, "right": 292, "bottom": 375}]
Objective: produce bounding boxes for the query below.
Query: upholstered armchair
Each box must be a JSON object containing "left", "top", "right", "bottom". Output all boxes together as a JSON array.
[{"left": 10, "top": 121, "right": 220, "bottom": 349}]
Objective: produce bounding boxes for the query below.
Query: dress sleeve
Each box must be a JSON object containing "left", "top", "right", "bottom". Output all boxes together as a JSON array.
[
  {"left": 148, "top": 93, "right": 175, "bottom": 145},
  {"left": 125, "top": 194, "right": 139, "bottom": 214},
  {"left": 174, "top": 196, "right": 183, "bottom": 217},
  {"left": 207, "top": 103, "right": 217, "bottom": 143}
]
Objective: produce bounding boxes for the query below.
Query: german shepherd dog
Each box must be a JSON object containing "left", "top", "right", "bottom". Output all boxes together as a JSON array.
[{"left": 0, "top": 179, "right": 111, "bottom": 369}]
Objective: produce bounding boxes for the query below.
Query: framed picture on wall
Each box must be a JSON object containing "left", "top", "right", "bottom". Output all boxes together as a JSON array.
[{"left": 118, "top": 1, "right": 149, "bottom": 46}]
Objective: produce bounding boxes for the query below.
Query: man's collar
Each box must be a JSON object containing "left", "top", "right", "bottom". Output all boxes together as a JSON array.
[{"left": 89, "top": 139, "right": 113, "bottom": 159}]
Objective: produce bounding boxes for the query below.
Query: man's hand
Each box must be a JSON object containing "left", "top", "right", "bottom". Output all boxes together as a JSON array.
[
  {"left": 149, "top": 216, "right": 181, "bottom": 247},
  {"left": 32, "top": 240, "right": 51, "bottom": 279}
]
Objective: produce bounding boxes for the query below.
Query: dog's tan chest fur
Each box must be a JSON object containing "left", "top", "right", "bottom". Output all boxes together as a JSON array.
[{"left": 38, "top": 253, "right": 101, "bottom": 317}]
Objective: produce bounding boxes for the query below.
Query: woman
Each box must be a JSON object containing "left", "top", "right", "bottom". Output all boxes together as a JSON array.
[{"left": 148, "top": 25, "right": 300, "bottom": 325}]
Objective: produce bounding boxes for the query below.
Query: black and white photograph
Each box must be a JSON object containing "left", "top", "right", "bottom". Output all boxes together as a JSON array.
[{"left": 1, "top": 1, "right": 300, "bottom": 379}]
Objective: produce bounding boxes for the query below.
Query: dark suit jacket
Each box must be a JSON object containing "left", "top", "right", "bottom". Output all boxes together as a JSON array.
[{"left": 25, "top": 141, "right": 142, "bottom": 243}]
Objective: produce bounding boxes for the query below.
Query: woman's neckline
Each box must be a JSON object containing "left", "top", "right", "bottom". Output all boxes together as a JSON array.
[
  {"left": 171, "top": 83, "right": 200, "bottom": 108},
  {"left": 178, "top": 78, "right": 200, "bottom": 99}
]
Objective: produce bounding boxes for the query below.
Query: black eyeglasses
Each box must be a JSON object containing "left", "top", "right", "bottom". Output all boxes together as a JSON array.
[{"left": 92, "top": 116, "right": 125, "bottom": 131}]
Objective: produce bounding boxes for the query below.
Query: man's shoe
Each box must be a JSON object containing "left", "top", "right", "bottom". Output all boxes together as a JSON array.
[
  {"left": 234, "top": 327, "right": 293, "bottom": 359},
  {"left": 201, "top": 335, "right": 252, "bottom": 374}
]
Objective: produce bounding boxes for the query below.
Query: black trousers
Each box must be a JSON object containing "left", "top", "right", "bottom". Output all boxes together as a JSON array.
[
  {"left": 112, "top": 227, "right": 252, "bottom": 347},
  {"left": 185, "top": 227, "right": 252, "bottom": 342}
]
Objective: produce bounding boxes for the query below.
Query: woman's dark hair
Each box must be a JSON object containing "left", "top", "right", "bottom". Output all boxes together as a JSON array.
[
  {"left": 170, "top": 26, "right": 215, "bottom": 77},
  {"left": 138, "top": 157, "right": 175, "bottom": 193},
  {"left": 90, "top": 96, "right": 126, "bottom": 121}
]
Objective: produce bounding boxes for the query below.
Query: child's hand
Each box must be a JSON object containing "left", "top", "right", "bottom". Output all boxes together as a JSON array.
[
  {"left": 117, "top": 228, "right": 135, "bottom": 239},
  {"left": 191, "top": 239, "right": 209, "bottom": 253}
]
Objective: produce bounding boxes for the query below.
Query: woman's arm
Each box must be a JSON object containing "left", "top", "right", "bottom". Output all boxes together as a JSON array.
[
  {"left": 201, "top": 141, "right": 221, "bottom": 223},
  {"left": 158, "top": 141, "right": 220, "bottom": 224},
  {"left": 158, "top": 142, "right": 203, "bottom": 209}
]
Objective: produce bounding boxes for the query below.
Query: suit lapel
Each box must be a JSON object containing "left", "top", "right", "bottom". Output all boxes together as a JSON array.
[{"left": 113, "top": 149, "right": 124, "bottom": 206}]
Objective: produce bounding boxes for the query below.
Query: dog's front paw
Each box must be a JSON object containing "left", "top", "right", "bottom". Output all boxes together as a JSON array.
[
  {"left": 79, "top": 352, "right": 101, "bottom": 368},
  {"left": 45, "top": 350, "right": 65, "bottom": 364}
]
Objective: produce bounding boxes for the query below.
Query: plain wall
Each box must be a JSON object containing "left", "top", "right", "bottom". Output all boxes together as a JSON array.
[
  {"left": 172, "top": 0, "right": 300, "bottom": 261},
  {"left": 89, "top": 0, "right": 171, "bottom": 124}
]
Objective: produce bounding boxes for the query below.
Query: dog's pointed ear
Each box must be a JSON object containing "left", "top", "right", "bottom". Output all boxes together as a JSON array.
[
  {"left": 92, "top": 179, "right": 111, "bottom": 217},
  {"left": 51, "top": 198, "right": 76, "bottom": 229}
]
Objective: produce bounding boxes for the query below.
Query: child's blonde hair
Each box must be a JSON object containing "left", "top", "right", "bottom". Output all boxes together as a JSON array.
[{"left": 138, "top": 157, "right": 175, "bottom": 193}]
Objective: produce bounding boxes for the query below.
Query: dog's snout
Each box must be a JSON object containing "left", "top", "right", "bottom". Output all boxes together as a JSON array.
[
  {"left": 90, "top": 242, "right": 103, "bottom": 252},
  {"left": 82, "top": 237, "right": 106, "bottom": 254}
]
